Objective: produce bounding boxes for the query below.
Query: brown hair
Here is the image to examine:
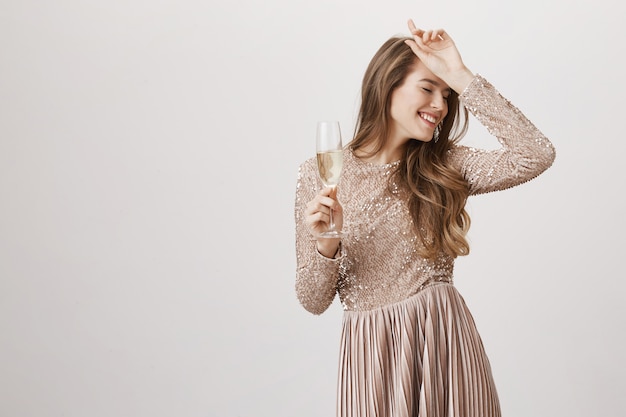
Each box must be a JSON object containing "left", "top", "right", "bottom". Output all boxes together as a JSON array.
[{"left": 350, "top": 36, "right": 471, "bottom": 258}]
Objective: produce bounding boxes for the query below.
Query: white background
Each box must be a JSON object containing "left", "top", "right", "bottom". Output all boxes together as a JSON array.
[{"left": 1, "top": 1, "right": 624, "bottom": 416}]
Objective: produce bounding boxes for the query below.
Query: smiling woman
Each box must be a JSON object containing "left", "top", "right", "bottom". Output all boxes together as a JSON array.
[
  {"left": 388, "top": 63, "right": 452, "bottom": 145},
  {"left": 1, "top": 1, "right": 625, "bottom": 416},
  {"left": 294, "top": 19, "right": 555, "bottom": 417}
]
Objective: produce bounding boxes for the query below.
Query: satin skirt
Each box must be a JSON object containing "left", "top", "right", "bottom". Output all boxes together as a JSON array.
[{"left": 338, "top": 283, "right": 501, "bottom": 417}]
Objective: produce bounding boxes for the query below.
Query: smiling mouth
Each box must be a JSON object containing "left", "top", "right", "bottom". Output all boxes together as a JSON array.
[{"left": 419, "top": 112, "right": 437, "bottom": 125}]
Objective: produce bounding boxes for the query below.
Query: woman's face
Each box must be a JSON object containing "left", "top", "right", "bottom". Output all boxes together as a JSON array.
[{"left": 388, "top": 60, "right": 450, "bottom": 143}]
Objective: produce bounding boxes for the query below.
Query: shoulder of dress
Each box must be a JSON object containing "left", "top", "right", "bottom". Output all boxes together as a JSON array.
[{"left": 298, "top": 156, "right": 317, "bottom": 173}]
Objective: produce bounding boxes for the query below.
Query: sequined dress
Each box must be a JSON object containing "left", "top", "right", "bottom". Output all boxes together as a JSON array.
[{"left": 294, "top": 75, "right": 555, "bottom": 417}]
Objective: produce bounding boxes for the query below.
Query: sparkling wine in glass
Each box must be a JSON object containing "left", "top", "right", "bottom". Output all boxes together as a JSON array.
[{"left": 316, "top": 121, "right": 345, "bottom": 238}]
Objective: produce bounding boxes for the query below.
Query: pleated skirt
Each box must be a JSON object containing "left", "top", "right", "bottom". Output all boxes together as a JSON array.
[{"left": 338, "top": 283, "right": 501, "bottom": 417}]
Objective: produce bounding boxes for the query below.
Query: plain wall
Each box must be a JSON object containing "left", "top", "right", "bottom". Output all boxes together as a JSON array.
[{"left": 1, "top": 0, "right": 624, "bottom": 416}]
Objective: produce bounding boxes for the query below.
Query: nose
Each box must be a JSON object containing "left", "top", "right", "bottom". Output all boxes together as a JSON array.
[{"left": 431, "top": 93, "right": 446, "bottom": 110}]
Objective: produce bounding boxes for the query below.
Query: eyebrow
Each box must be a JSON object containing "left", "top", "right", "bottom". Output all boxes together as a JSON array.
[{"left": 419, "top": 78, "right": 452, "bottom": 95}]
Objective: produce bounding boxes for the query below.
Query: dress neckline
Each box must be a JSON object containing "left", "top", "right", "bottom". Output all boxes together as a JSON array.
[{"left": 346, "top": 147, "right": 402, "bottom": 169}]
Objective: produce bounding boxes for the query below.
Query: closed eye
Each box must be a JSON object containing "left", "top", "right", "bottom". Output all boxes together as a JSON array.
[{"left": 422, "top": 87, "right": 450, "bottom": 102}]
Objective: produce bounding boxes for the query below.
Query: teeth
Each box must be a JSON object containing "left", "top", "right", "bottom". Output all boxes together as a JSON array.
[{"left": 420, "top": 113, "right": 436, "bottom": 123}]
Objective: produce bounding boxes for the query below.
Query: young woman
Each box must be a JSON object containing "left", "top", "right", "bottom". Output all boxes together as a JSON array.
[{"left": 294, "top": 19, "right": 555, "bottom": 417}]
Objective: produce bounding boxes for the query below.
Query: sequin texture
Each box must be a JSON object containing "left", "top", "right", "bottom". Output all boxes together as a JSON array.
[{"left": 294, "top": 75, "right": 555, "bottom": 314}]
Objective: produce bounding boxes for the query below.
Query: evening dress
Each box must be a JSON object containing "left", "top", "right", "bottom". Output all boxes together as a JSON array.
[{"left": 294, "top": 75, "right": 556, "bottom": 417}]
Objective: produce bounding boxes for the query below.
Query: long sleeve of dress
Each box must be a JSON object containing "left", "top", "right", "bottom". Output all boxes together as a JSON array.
[
  {"left": 449, "top": 75, "right": 556, "bottom": 195},
  {"left": 294, "top": 159, "right": 342, "bottom": 315}
]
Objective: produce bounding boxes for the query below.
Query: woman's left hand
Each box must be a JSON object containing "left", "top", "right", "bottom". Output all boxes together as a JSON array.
[{"left": 404, "top": 19, "right": 474, "bottom": 93}]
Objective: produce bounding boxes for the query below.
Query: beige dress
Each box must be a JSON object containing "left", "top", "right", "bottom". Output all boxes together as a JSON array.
[{"left": 294, "top": 75, "right": 556, "bottom": 417}]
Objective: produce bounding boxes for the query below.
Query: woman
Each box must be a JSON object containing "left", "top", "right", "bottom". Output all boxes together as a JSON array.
[{"left": 294, "top": 19, "right": 555, "bottom": 417}]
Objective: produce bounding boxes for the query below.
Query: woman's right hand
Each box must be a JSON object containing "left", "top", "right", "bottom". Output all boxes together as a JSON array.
[
  {"left": 304, "top": 186, "right": 343, "bottom": 258},
  {"left": 404, "top": 19, "right": 474, "bottom": 94}
]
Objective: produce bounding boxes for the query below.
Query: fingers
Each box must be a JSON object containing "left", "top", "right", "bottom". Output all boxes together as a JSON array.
[
  {"left": 304, "top": 188, "right": 342, "bottom": 221},
  {"left": 419, "top": 29, "right": 446, "bottom": 45},
  {"left": 404, "top": 39, "right": 422, "bottom": 57},
  {"left": 305, "top": 199, "right": 329, "bottom": 219},
  {"left": 424, "top": 29, "right": 446, "bottom": 42},
  {"left": 318, "top": 186, "right": 338, "bottom": 199},
  {"left": 407, "top": 19, "right": 421, "bottom": 36},
  {"left": 306, "top": 209, "right": 331, "bottom": 227},
  {"left": 306, "top": 194, "right": 342, "bottom": 216},
  {"left": 316, "top": 186, "right": 341, "bottom": 209},
  {"left": 407, "top": 19, "right": 447, "bottom": 45}
]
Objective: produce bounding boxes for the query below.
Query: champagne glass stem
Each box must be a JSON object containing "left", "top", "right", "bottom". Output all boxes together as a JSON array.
[{"left": 328, "top": 188, "right": 336, "bottom": 233}]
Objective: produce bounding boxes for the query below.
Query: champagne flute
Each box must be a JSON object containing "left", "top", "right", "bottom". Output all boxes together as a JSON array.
[{"left": 316, "top": 121, "right": 345, "bottom": 238}]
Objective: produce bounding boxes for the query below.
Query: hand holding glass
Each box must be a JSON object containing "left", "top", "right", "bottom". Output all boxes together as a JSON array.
[{"left": 316, "top": 121, "right": 345, "bottom": 238}]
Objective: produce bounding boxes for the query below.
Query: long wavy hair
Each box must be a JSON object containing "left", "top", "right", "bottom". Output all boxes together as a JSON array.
[{"left": 350, "top": 36, "right": 471, "bottom": 258}]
